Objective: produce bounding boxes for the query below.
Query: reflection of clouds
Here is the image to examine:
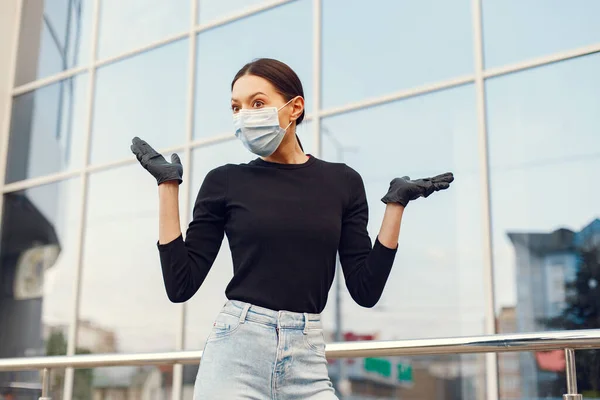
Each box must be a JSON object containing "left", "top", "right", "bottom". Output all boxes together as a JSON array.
[
  {"left": 488, "top": 54, "right": 600, "bottom": 310},
  {"left": 482, "top": 1, "right": 600, "bottom": 68},
  {"left": 98, "top": 0, "right": 190, "bottom": 59},
  {"left": 321, "top": 0, "right": 474, "bottom": 109},
  {"left": 91, "top": 38, "right": 188, "bottom": 165},
  {"left": 491, "top": 162, "right": 600, "bottom": 234},
  {"left": 323, "top": 290, "right": 485, "bottom": 340},
  {"left": 425, "top": 247, "right": 449, "bottom": 263},
  {"left": 198, "top": 0, "right": 273, "bottom": 24}
]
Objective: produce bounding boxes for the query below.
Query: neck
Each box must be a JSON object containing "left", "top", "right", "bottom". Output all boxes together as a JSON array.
[{"left": 263, "top": 129, "right": 308, "bottom": 164}]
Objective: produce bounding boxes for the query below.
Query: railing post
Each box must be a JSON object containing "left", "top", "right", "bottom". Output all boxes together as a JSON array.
[
  {"left": 39, "top": 368, "right": 51, "bottom": 400},
  {"left": 563, "top": 348, "right": 583, "bottom": 400}
]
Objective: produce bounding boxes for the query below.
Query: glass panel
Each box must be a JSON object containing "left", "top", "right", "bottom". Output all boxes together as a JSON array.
[
  {"left": 488, "top": 54, "right": 600, "bottom": 398},
  {"left": 80, "top": 159, "right": 186, "bottom": 356},
  {"left": 0, "top": 179, "right": 81, "bottom": 398},
  {"left": 90, "top": 40, "right": 188, "bottom": 166},
  {"left": 184, "top": 127, "right": 313, "bottom": 350},
  {"left": 194, "top": 0, "right": 312, "bottom": 139},
  {"left": 7, "top": 74, "right": 88, "bottom": 183},
  {"left": 322, "top": 0, "right": 474, "bottom": 109},
  {"left": 321, "top": 85, "right": 484, "bottom": 397},
  {"left": 69, "top": 365, "right": 173, "bottom": 400},
  {"left": 97, "top": 0, "right": 190, "bottom": 60},
  {"left": 15, "top": 0, "right": 92, "bottom": 86},
  {"left": 482, "top": 0, "right": 600, "bottom": 69},
  {"left": 197, "top": 0, "right": 272, "bottom": 24}
]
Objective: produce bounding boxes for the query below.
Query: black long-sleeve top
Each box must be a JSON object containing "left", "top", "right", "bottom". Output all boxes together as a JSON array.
[{"left": 157, "top": 155, "right": 397, "bottom": 313}]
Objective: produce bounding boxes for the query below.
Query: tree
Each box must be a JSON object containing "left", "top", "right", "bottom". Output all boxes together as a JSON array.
[
  {"left": 44, "top": 331, "right": 93, "bottom": 400},
  {"left": 541, "top": 244, "right": 600, "bottom": 395},
  {"left": 72, "top": 348, "right": 93, "bottom": 400},
  {"left": 45, "top": 331, "right": 67, "bottom": 398}
]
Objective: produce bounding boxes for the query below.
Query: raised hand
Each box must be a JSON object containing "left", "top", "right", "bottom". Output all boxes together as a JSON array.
[
  {"left": 130, "top": 137, "right": 183, "bottom": 185},
  {"left": 381, "top": 172, "right": 454, "bottom": 207}
]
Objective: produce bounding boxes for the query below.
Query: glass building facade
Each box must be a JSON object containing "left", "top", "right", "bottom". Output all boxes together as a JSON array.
[{"left": 0, "top": 0, "right": 599, "bottom": 399}]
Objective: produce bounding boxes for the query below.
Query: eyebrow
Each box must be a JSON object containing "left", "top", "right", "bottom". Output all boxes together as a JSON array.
[{"left": 231, "top": 92, "right": 268, "bottom": 102}]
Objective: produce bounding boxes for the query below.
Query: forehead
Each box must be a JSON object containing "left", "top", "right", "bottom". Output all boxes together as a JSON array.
[{"left": 231, "top": 74, "right": 279, "bottom": 101}]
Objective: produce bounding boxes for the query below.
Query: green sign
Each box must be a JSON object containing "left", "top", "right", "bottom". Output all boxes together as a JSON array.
[
  {"left": 364, "top": 358, "right": 392, "bottom": 378},
  {"left": 397, "top": 363, "right": 413, "bottom": 383},
  {"left": 364, "top": 358, "right": 413, "bottom": 384}
]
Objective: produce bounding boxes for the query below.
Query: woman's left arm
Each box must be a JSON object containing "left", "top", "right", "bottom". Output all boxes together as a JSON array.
[
  {"left": 377, "top": 203, "right": 404, "bottom": 249},
  {"left": 339, "top": 168, "right": 453, "bottom": 308}
]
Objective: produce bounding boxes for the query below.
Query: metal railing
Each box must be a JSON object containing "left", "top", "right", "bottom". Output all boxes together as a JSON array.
[{"left": 1, "top": 329, "right": 599, "bottom": 400}]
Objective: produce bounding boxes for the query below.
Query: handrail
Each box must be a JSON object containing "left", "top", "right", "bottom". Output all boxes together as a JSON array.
[
  {"left": 1, "top": 329, "right": 596, "bottom": 400},
  {"left": 0, "top": 329, "right": 599, "bottom": 370}
]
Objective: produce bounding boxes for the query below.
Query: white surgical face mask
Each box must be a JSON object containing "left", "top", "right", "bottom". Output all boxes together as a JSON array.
[{"left": 233, "top": 98, "right": 294, "bottom": 157}]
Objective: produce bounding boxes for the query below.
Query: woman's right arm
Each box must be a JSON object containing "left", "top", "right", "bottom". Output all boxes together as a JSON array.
[
  {"left": 131, "top": 137, "right": 226, "bottom": 303},
  {"left": 156, "top": 167, "right": 227, "bottom": 303}
]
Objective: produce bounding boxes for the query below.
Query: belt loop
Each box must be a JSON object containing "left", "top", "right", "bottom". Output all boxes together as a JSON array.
[
  {"left": 239, "top": 303, "right": 251, "bottom": 324},
  {"left": 303, "top": 313, "right": 309, "bottom": 334}
]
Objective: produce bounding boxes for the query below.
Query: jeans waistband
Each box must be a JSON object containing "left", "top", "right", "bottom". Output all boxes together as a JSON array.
[{"left": 223, "top": 300, "right": 322, "bottom": 332}]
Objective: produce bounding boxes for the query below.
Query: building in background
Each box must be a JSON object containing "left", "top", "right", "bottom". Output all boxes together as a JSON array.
[
  {"left": 44, "top": 320, "right": 118, "bottom": 355},
  {"left": 508, "top": 219, "right": 600, "bottom": 398},
  {"left": 1, "top": 0, "right": 600, "bottom": 399}
]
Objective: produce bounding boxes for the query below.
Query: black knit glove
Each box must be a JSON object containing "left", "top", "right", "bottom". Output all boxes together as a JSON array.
[
  {"left": 130, "top": 137, "right": 183, "bottom": 185},
  {"left": 381, "top": 173, "right": 454, "bottom": 207}
]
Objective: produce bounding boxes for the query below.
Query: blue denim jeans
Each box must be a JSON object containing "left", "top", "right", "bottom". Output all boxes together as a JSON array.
[{"left": 193, "top": 300, "right": 338, "bottom": 399}]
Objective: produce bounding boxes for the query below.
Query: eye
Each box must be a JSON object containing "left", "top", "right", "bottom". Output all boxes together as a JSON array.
[
  {"left": 231, "top": 105, "right": 240, "bottom": 113},
  {"left": 252, "top": 100, "right": 265, "bottom": 108}
]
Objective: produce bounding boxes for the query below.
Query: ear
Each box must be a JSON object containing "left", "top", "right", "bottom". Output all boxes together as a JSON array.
[{"left": 289, "top": 96, "right": 305, "bottom": 122}]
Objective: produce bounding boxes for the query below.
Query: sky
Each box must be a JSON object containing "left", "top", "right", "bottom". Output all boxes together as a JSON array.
[{"left": 10, "top": 0, "right": 600, "bottom": 358}]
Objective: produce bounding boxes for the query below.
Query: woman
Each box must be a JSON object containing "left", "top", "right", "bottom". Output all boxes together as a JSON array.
[{"left": 131, "top": 58, "right": 453, "bottom": 399}]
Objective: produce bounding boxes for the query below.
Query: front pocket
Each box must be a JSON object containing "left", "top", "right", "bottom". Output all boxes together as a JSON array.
[
  {"left": 213, "top": 321, "right": 230, "bottom": 331},
  {"left": 303, "top": 329, "right": 326, "bottom": 356},
  {"left": 207, "top": 312, "right": 241, "bottom": 342}
]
